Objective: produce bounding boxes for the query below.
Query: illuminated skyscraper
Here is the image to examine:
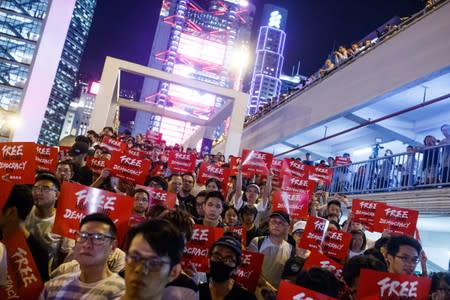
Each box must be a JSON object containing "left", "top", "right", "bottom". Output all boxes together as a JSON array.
[
  {"left": 247, "top": 4, "right": 287, "bottom": 115},
  {"left": 38, "top": 0, "right": 97, "bottom": 145},
  {"left": 134, "top": 0, "right": 255, "bottom": 145}
]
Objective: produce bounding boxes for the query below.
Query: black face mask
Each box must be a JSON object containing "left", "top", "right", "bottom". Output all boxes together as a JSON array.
[{"left": 209, "top": 261, "right": 235, "bottom": 282}]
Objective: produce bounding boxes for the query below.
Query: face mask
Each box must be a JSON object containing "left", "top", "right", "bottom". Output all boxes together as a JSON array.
[{"left": 209, "top": 261, "right": 234, "bottom": 282}]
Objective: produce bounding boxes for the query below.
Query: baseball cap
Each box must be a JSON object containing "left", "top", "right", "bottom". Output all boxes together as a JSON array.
[
  {"left": 270, "top": 210, "right": 290, "bottom": 224},
  {"left": 246, "top": 183, "right": 260, "bottom": 194},
  {"left": 292, "top": 220, "right": 307, "bottom": 233},
  {"left": 68, "top": 142, "right": 89, "bottom": 156},
  {"left": 211, "top": 236, "right": 242, "bottom": 265}
]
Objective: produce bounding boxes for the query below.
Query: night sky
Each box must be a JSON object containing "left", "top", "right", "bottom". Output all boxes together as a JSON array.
[{"left": 79, "top": 0, "right": 425, "bottom": 91}]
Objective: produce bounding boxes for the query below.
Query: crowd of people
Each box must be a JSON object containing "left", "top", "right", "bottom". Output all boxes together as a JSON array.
[{"left": 0, "top": 125, "right": 449, "bottom": 300}]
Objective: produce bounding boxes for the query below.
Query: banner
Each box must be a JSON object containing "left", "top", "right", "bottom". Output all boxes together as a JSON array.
[
  {"left": 322, "top": 229, "right": 352, "bottom": 260},
  {"left": 226, "top": 226, "right": 247, "bottom": 249},
  {"left": 309, "top": 166, "right": 333, "bottom": 185},
  {"left": 197, "top": 163, "right": 230, "bottom": 186},
  {"left": 200, "top": 138, "right": 213, "bottom": 157},
  {"left": 355, "top": 269, "right": 431, "bottom": 300},
  {"left": 373, "top": 205, "right": 418, "bottom": 236},
  {"left": 135, "top": 185, "right": 176, "bottom": 210},
  {"left": 53, "top": 182, "right": 133, "bottom": 245},
  {"left": 36, "top": 145, "right": 58, "bottom": 172},
  {"left": 182, "top": 225, "right": 224, "bottom": 272},
  {"left": 145, "top": 129, "right": 162, "bottom": 144},
  {"left": 334, "top": 156, "right": 351, "bottom": 166},
  {"left": 101, "top": 136, "right": 126, "bottom": 152},
  {"left": 272, "top": 191, "right": 309, "bottom": 220},
  {"left": 109, "top": 150, "right": 151, "bottom": 185},
  {"left": 233, "top": 251, "right": 264, "bottom": 292},
  {"left": 281, "top": 158, "right": 311, "bottom": 179},
  {"left": 271, "top": 158, "right": 283, "bottom": 188},
  {"left": 241, "top": 149, "right": 273, "bottom": 176},
  {"left": 125, "top": 148, "right": 145, "bottom": 159},
  {"left": 0, "top": 142, "right": 37, "bottom": 184},
  {"left": 229, "top": 156, "right": 241, "bottom": 176},
  {"left": 351, "top": 199, "right": 386, "bottom": 232},
  {"left": 277, "top": 280, "right": 338, "bottom": 300},
  {"left": 280, "top": 174, "right": 316, "bottom": 198},
  {"left": 299, "top": 216, "right": 329, "bottom": 251},
  {"left": 0, "top": 181, "right": 14, "bottom": 211},
  {"left": 168, "top": 151, "right": 196, "bottom": 174},
  {"left": 0, "top": 230, "right": 43, "bottom": 299},
  {"left": 86, "top": 157, "right": 111, "bottom": 175},
  {"left": 303, "top": 251, "right": 343, "bottom": 279}
]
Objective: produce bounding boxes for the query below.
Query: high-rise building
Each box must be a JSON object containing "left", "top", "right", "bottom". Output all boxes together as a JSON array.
[
  {"left": 38, "top": 0, "right": 97, "bottom": 145},
  {"left": 134, "top": 0, "right": 255, "bottom": 145},
  {"left": 247, "top": 4, "right": 287, "bottom": 115},
  {"left": 0, "top": 1, "right": 77, "bottom": 143}
]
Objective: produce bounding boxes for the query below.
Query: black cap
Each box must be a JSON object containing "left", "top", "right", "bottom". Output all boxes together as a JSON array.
[
  {"left": 211, "top": 236, "right": 242, "bottom": 265},
  {"left": 68, "top": 142, "right": 89, "bottom": 156},
  {"left": 270, "top": 210, "right": 290, "bottom": 224}
]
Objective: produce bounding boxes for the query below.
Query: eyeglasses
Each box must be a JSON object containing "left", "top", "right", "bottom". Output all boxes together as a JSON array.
[
  {"left": 32, "top": 186, "right": 57, "bottom": 193},
  {"left": 182, "top": 179, "right": 194, "bottom": 184},
  {"left": 126, "top": 253, "right": 171, "bottom": 274},
  {"left": 395, "top": 255, "right": 419, "bottom": 265},
  {"left": 210, "top": 252, "right": 237, "bottom": 267},
  {"left": 75, "top": 231, "right": 115, "bottom": 245},
  {"left": 437, "top": 288, "right": 450, "bottom": 293}
]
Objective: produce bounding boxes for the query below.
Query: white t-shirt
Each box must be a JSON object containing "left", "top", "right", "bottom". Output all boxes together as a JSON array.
[{"left": 0, "top": 242, "right": 7, "bottom": 287}]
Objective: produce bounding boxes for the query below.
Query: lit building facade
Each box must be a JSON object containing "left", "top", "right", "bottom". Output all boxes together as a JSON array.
[
  {"left": 247, "top": 4, "right": 287, "bottom": 115},
  {"left": 134, "top": 0, "right": 255, "bottom": 145},
  {"left": 38, "top": 0, "right": 97, "bottom": 145}
]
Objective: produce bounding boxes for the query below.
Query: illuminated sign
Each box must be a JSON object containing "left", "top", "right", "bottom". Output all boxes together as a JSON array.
[
  {"left": 268, "top": 11, "right": 282, "bottom": 29},
  {"left": 224, "top": 0, "right": 249, "bottom": 6},
  {"left": 167, "top": 83, "right": 216, "bottom": 107},
  {"left": 178, "top": 33, "right": 226, "bottom": 65},
  {"left": 261, "top": 4, "right": 287, "bottom": 30},
  {"left": 89, "top": 81, "right": 100, "bottom": 95}
]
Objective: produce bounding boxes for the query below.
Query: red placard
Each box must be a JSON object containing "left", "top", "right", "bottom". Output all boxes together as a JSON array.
[
  {"left": 58, "top": 146, "right": 71, "bottom": 161},
  {"left": 0, "top": 230, "right": 43, "bottom": 299},
  {"left": 303, "top": 250, "right": 343, "bottom": 279},
  {"left": 272, "top": 191, "right": 309, "bottom": 220},
  {"left": 334, "top": 156, "right": 351, "bottom": 166},
  {"left": 373, "top": 205, "right": 418, "bottom": 236},
  {"left": 109, "top": 150, "right": 150, "bottom": 185},
  {"left": 102, "top": 136, "right": 126, "bottom": 152},
  {"left": 277, "top": 280, "right": 338, "bottom": 300},
  {"left": 226, "top": 226, "right": 247, "bottom": 249},
  {"left": 271, "top": 158, "right": 283, "bottom": 188},
  {"left": 182, "top": 225, "right": 224, "bottom": 272},
  {"left": 135, "top": 184, "right": 176, "bottom": 210},
  {"left": 228, "top": 156, "right": 241, "bottom": 176},
  {"left": 241, "top": 149, "right": 273, "bottom": 176},
  {"left": 86, "top": 157, "right": 111, "bottom": 174},
  {"left": 309, "top": 166, "right": 333, "bottom": 185},
  {"left": 125, "top": 148, "right": 145, "bottom": 159},
  {"left": 355, "top": 269, "right": 431, "bottom": 300},
  {"left": 145, "top": 130, "right": 162, "bottom": 144},
  {"left": 351, "top": 199, "right": 386, "bottom": 232},
  {"left": 233, "top": 250, "right": 264, "bottom": 292},
  {"left": 0, "top": 142, "right": 37, "bottom": 184},
  {"left": 36, "top": 144, "right": 58, "bottom": 172},
  {"left": 168, "top": 151, "right": 196, "bottom": 174},
  {"left": 0, "top": 181, "right": 14, "bottom": 211},
  {"left": 281, "top": 158, "right": 311, "bottom": 179},
  {"left": 299, "top": 216, "right": 329, "bottom": 251},
  {"left": 197, "top": 163, "right": 230, "bottom": 186},
  {"left": 322, "top": 229, "right": 352, "bottom": 260},
  {"left": 53, "top": 182, "right": 133, "bottom": 245},
  {"left": 280, "top": 173, "right": 316, "bottom": 197}
]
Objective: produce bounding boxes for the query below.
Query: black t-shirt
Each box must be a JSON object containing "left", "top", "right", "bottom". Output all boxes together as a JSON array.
[
  {"left": 166, "top": 272, "right": 199, "bottom": 291},
  {"left": 27, "top": 234, "right": 50, "bottom": 281},
  {"left": 199, "top": 282, "right": 257, "bottom": 300},
  {"left": 245, "top": 226, "right": 260, "bottom": 247},
  {"left": 73, "top": 164, "right": 93, "bottom": 186},
  {"left": 178, "top": 193, "right": 196, "bottom": 216}
]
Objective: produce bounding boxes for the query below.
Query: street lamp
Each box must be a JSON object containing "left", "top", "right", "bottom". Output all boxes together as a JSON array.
[{"left": 231, "top": 44, "right": 250, "bottom": 91}]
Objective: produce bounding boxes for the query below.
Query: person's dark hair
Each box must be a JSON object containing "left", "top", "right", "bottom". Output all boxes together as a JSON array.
[
  {"left": 103, "top": 126, "right": 114, "bottom": 133},
  {"left": 57, "top": 160, "right": 75, "bottom": 173},
  {"left": 3, "top": 184, "right": 33, "bottom": 220},
  {"left": 75, "top": 135, "right": 92, "bottom": 146},
  {"left": 374, "top": 236, "right": 390, "bottom": 251},
  {"left": 133, "top": 188, "right": 150, "bottom": 199},
  {"left": 147, "top": 204, "right": 168, "bottom": 219},
  {"left": 295, "top": 267, "right": 340, "bottom": 298},
  {"left": 206, "top": 178, "right": 221, "bottom": 190},
  {"left": 80, "top": 213, "right": 117, "bottom": 237},
  {"left": 145, "top": 176, "right": 168, "bottom": 191},
  {"left": 168, "top": 173, "right": 182, "bottom": 182},
  {"left": 343, "top": 255, "right": 387, "bottom": 288},
  {"left": 35, "top": 172, "right": 61, "bottom": 191},
  {"left": 181, "top": 173, "right": 195, "bottom": 182},
  {"left": 222, "top": 205, "right": 239, "bottom": 219},
  {"left": 205, "top": 191, "right": 225, "bottom": 206},
  {"left": 195, "top": 190, "right": 208, "bottom": 199},
  {"left": 239, "top": 205, "right": 258, "bottom": 218},
  {"left": 327, "top": 199, "right": 341, "bottom": 209},
  {"left": 430, "top": 272, "right": 450, "bottom": 294},
  {"left": 387, "top": 234, "right": 422, "bottom": 257},
  {"left": 161, "top": 209, "right": 193, "bottom": 242},
  {"left": 351, "top": 230, "right": 367, "bottom": 251},
  {"left": 126, "top": 218, "right": 185, "bottom": 267},
  {"left": 363, "top": 248, "right": 387, "bottom": 268}
]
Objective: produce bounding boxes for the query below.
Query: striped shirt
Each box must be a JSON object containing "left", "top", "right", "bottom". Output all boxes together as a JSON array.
[{"left": 40, "top": 271, "right": 125, "bottom": 300}]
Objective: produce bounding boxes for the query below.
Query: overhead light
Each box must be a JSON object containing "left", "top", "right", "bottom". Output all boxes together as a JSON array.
[{"left": 353, "top": 147, "right": 372, "bottom": 155}]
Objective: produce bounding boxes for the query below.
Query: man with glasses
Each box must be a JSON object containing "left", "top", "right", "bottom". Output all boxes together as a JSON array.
[
  {"left": 199, "top": 235, "right": 257, "bottom": 299},
  {"left": 386, "top": 234, "right": 423, "bottom": 275},
  {"left": 178, "top": 173, "right": 196, "bottom": 215},
  {"left": 26, "top": 172, "right": 74, "bottom": 270},
  {"left": 122, "top": 218, "right": 184, "bottom": 300},
  {"left": 55, "top": 160, "right": 75, "bottom": 184},
  {"left": 248, "top": 211, "right": 294, "bottom": 291},
  {"left": 40, "top": 213, "right": 124, "bottom": 299}
]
